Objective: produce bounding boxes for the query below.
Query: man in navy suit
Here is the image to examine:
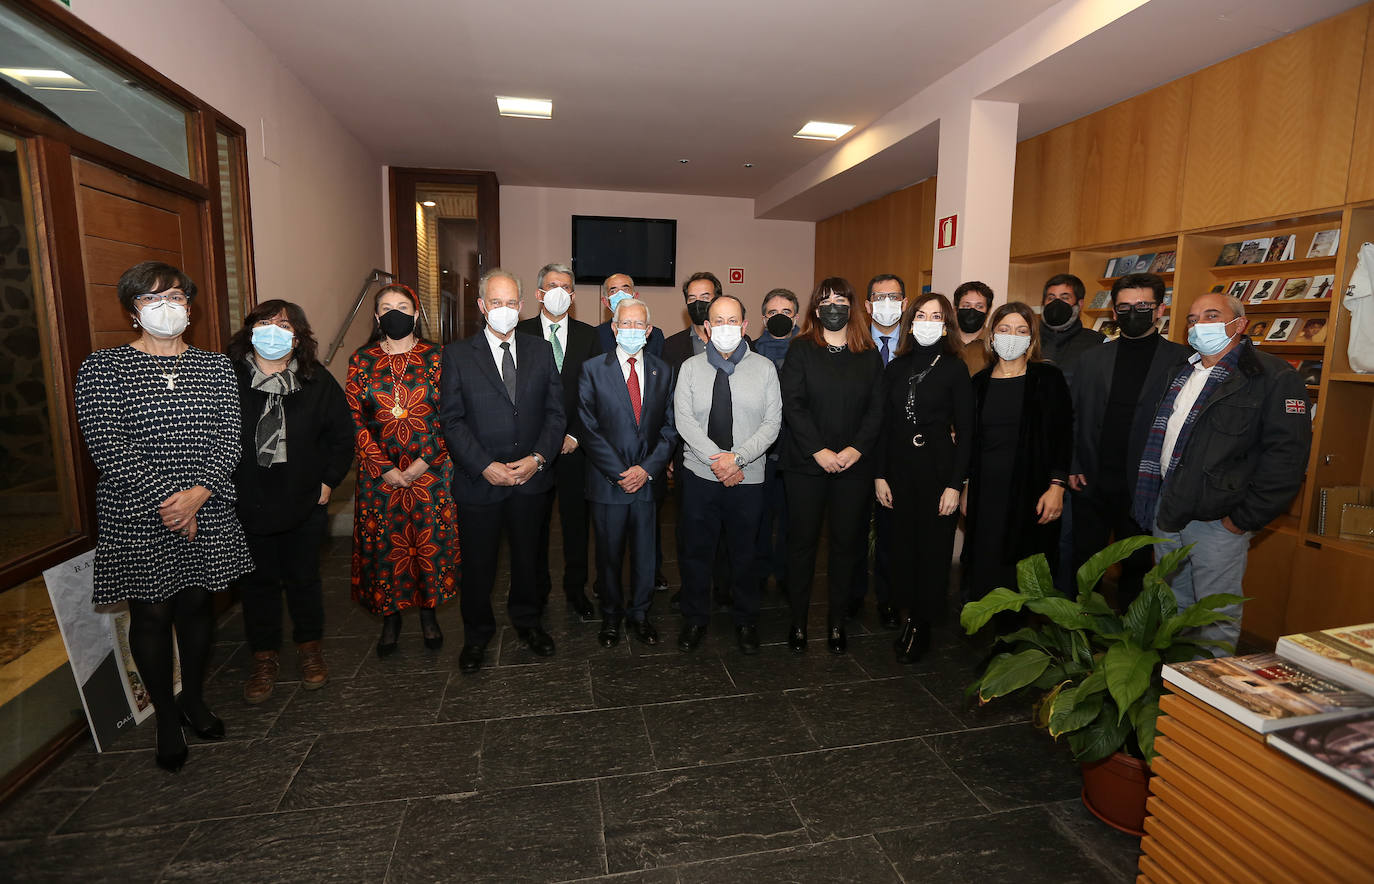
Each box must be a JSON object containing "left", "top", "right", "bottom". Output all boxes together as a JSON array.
[
  {"left": 578, "top": 298, "right": 677, "bottom": 647},
  {"left": 440, "top": 268, "right": 566, "bottom": 673},
  {"left": 595, "top": 273, "right": 665, "bottom": 357},
  {"left": 516, "top": 262, "right": 602, "bottom": 620}
]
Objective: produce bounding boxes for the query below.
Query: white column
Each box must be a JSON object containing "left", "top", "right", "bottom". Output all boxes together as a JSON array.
[{"left": 931, "top": 99, "right": 1019, "bottom": 305}]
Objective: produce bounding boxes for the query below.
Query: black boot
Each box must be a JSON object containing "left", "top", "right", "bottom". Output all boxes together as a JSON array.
[
  {"left": 894, "top": 618, "right": 931, "bottom": 665},
  {"left": 418, "top": 607, "right": 443, "bottom": 650},
  {"left": 377, "top": 613, "right": 402, "bottom": 657}
]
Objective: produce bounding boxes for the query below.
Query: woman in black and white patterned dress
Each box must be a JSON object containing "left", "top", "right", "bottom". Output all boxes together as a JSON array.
[{"left": 74, "top": 261, "right": 253, "bottom": 772}]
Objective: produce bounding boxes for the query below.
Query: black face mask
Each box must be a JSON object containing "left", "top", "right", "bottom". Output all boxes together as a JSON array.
[
  {"left": 686, "top": 300, "right": 711, "bottom": 326},
  {"left": 378, "top": 310, "right": 416, "bottom": 340},
  {"left": 817, "top": 304, "right": 850, "bottom": 332},
  {"left": 1116, "top": 308, "right": 1157, "bottom": 339},
  {"left": 1042, "top": 299, "right": 1076, "bottom": 329},
  {"left": 956, "top": 308, "right": 986, "bottom": 334},
  {"left": 765, "top": 313, "right": 794, "bottom": 338}
]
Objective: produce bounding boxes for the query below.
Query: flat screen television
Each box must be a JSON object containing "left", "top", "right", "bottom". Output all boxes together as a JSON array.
[{"left": 571, "top": 215, "right": 677, "bottom": 287}]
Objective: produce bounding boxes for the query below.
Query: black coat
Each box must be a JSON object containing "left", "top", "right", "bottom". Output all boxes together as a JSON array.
[
  {"left": 875, "top": 346, "right": 974, "bottom": 492},
  {"left": 232, "top": 360, "right": 354, "bottom": 535},
  {"left": 778, "top": 337, "right": 884, "bottom": 479},
  {"left": 515, "top": 315, "right": 601, "bottom": 441},
  {"left": 1041, "top": 320, "right": 1105, "bottom": 388}
]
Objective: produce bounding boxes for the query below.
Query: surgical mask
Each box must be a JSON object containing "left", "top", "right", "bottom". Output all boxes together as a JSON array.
[
  {"left": 138, "top": 301, "right": 189, "bottom": 338},
  {"left": 818, "top": 303, "right": 850, "bottom": 332},
  {"left": 1042, "top": 299, "right": 1076, "bottom": 330},
  {"left": 251, "top": 324, "right": 294, "bottom": 360},
  {"left": 765, "top": 313, "right": 794, "bottom": 338},
  {"left": 541, "top": 286, "right": 571, "bottom": 317},
  {"left": 1188, "top": 319, "right": 1239, "bottom": 356},
  {"left": 608, "top": 291, "right": 633, "bottom": 315},
  {"left": 956, "top": 308, "right": 986, "bottom": 334},
  {"left": 485, "top": 305, "right": 520, "bottom": 335},
  {"left": 992, "top": 333, "right": 1032, "bottom": 362},
  {"left": 911, "top": 320, "right": 944, "bottom": 347},
  {"left": 378, "top": 310, "right": 416, "bottom": 340},
  {"left": 1116, "top": 309, "right": 1157, "bottom": 339},
  {"left": 871, "top": 300, "right": 903, "bottom": 327},
  {"left": 709, "top": 324, "right": 743, "bottom": 353},
  {"left": 686, "top": 300, "right": 712, "bottom": 327},
  {"left": 616, "top": 328, "right": 647, "bottom": 355}
]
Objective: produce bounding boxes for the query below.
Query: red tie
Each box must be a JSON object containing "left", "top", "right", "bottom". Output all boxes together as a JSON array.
[{"left": 627, "top": 357, "right": 642, "bottom": 424}]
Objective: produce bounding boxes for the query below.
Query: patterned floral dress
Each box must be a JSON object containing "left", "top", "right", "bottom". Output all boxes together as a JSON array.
[{"left": 345, "top": 341, "right": 459, "bottom": 614}]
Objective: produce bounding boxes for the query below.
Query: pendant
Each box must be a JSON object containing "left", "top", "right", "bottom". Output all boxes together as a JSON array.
[
  {"left": 390, "top": 405, "right": 405, "bottom": 418},
  {"left": 160, "top": 374, "right": 177, "bottom": 390},
  {"left": 911, "top": 433, "right": 925, "bottom": 448}
]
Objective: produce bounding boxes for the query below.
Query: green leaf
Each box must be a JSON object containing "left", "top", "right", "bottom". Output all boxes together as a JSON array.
[
  {"left": 1146, "top": 542, "right": 1193, "bottom": 587},
  {"left": 1048, "top": 684, "right": 1105, "bottom": 737},
  {"left": 1016, "top": 554, "right": 1057, "bottom": 599},
  {"left": 1121, "top": 585, "right": 1164, "bottom": 648},
  {"left": 977, "top": 648, "right": 1051, "bottom": 701},
  {"left": 1035, "top": 681, "right": 1068, "bottom": 729},
  {"left": 1153, "top": 593, "right": 1248, "bottom": 650},
  {"left": 1103, "top": 642, "right": 1159, "bottom": 722},
  {"left": 1032, "top": 663, "right": 1068, "bottom": 691},
  {"left": 1025, "top": 596, "right": 1088, "bottom": 631},
  {"left": 1076, "top": 536, "right": 1163, "bottom": 602},
  {"left": 1130, "top": 697, "right": 1162, "bottom": 764},
  {"left": 1077, "top": 667, "right": 1108, "bottom": 697},
  {"left": 994, "top": 627, "right": 1049, "bottom": 649},
  {"left": 1067, "top": 699, "right": 1134, "bottom": 763},
  {"left": 960, "top": 588, "right": 1026, "bottom": 634},
  {"left": 1080, "top": 592, "right": 1115, "bottom": 616}
]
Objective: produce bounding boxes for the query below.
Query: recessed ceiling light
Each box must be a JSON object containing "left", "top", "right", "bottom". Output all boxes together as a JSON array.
[
  {"left": 496, "top": 96, "right": 552, "bottom": 119},
  {"left": 794, "top": 121, "right": 854, "bottom": 141},
  {"left": 0, "top": 67, "right": 91, "bottom": 91},
  {"left": 421, "top": 200, "right": 437, "bottom": 207},
  {"left": 679, "top": 159, "right": 689, "bottom": 164},
  {"left": 743, "top": 163, "right": 754, "bottom": 168}
]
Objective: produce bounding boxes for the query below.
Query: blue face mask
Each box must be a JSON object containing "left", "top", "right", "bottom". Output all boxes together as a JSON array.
[
  {"left": 608, "top": 291, "right": 632, "bottom": 314},
  {"left": 1187, "top": 319, "right": 1239, "bottom": 356},
  {"left": 616, "top": 328, "right": 647, "bottom": 355},
  {"left": 251, "top": 324, "right": 294, "bottom": 361}
]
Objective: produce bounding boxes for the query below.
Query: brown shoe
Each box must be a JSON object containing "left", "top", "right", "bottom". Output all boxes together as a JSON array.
[
  {"left": 297, "top": 641, "right": 328, "bottom": 690},
  {"left": 244, "top": 650, "right": 279, "bottom": 704}
]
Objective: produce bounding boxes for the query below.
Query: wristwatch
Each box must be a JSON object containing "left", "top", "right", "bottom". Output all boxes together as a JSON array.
[{"left": 533, "top": 453, "right": 546, "bottom": 472}]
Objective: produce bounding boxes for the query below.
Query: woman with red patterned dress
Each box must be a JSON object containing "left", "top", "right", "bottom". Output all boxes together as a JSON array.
[{"left": 345, "top": 284, "right": 460, "bottom": 656}]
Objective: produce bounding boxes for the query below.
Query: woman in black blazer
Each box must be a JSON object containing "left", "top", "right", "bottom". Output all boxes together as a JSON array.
[
  {"left": 229, "top": 300, "right": 354, "bottom": 704},
  {"left": 961, "top": 302, "right": 1073, "bottom": 607},
  {"left": 874, "top": 293, "right": 973, "bottom": 663}
]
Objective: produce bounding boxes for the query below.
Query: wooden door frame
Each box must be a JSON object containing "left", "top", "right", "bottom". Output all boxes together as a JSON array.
[{"left": 388, "top": 167, "right": 500, "bottom": 294}]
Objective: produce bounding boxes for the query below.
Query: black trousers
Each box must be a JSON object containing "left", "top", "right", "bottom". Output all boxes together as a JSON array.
[
  {"left": 785, "top": 472, "right": 870, "bottom": 626},
  {"left": 455, "top": 491, "right": 550, "bottom": 644},
  {"left": 592, "top": 498, "right": 657, "bottom": 621},
  {"left": 1072, "top": 485, "right": 1152, "bottom": 610},
  {"left": 850, "top": 500, "right": 893, "bottom": 607},
  {"left": 240, "top": 505, "right": 328, "bottom": 651},
  {"left": 678, "top": 470, "right": 763, "bottom": 627},
  {"left": 537, "top": 450, "right": 591, "bottom": 596},
  {"left": 753, "top": 458, "right": 787, "bottom": 585},
  {"left": 889, "top": 475, "right": 959, "bottom": 625}
]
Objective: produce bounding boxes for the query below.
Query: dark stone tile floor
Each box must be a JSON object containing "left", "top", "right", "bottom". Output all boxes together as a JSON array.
[{"left": 0, "top": 518, "right": 1143, "bottom": 882}]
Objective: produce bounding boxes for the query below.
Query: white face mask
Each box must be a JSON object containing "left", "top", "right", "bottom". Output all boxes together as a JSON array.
[
  {"left": 871, "top": 300, "right": 903, "bottom": 327},
  {"left": 709, "top": 324, "right": 743, "bottom": 354},
  {"left": 992, "top": 332, "right": 1032, "bottom": 362},
  {"left": 138, "top": 301, "right": 189, "bottom": 338},
  {"left": 485, "top": 305, "right": 520, "bottom": 335},
  {"left": 911, "top": 320, "right": 944, "bottom": 347},
  {"left": 541, "top": 286, "right": 571, "bottom": 317}
]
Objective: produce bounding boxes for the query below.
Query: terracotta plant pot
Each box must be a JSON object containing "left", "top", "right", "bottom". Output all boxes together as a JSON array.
[{"left": 1080, "top": 751, "right": 1151, "bottom": 836}]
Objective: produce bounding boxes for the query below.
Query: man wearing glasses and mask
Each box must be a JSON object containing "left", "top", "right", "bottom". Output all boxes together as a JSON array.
[{"left": 596, "top": 273, "right": 664, "bottom": 357}]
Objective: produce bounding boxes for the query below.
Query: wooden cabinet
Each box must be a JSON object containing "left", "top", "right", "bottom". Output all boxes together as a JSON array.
[{"left": 1349, "top": 15, "right": 1374, "bottom": 203}]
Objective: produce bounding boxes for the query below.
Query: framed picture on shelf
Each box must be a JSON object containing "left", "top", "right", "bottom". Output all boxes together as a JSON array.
[
  {"left": 1306, "top": 274, "right": 1336, "bottom": 299},
  {"left": 1215, "top": 242, "right": 1242, "bottom": 266},
  {"left": 1225, "top": 279, "right": 1253, "bottom": 299},
  {"left": 1237, "top": 238, "right": 1272, "bottom": 264},
  {"left": 1247, "top": 278, "right": 1281, "bottom": 303},
  {"left": 1264, "top": 317, "right": 1300, "bottom": 343},
  {"left": 1296, "top": 317, "right": 1328, "bottom": 345},
  {"left": 1264, "top": 235, "right": 1295, "bottom": 263},
  {"left": 1277, "top": 277, "right": 1314, "bottom": 300},
  {"left": 1306, "top": 229, "right": 1340, "bottom": 258},
  {"left": 1245, "top": 319, "right": 1270, "bottom": 341}
]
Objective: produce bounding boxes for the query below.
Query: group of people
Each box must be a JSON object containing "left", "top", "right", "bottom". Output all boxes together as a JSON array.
[{"left": 74, "top": 256, "right": 1312, "bottom": 773}]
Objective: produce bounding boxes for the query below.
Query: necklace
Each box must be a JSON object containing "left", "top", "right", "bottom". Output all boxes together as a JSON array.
[
  {"left": 825, "top": 343, "right": 847, "bottom": 354},
  {"left": 904, "top": 354, "right": 941, "bottom": 447},
  {"left": 139, "top": 342, "right": 187, "bottom": 389},
  {"left": 382, "top": 341, "right": 414, "bottom": 419}
]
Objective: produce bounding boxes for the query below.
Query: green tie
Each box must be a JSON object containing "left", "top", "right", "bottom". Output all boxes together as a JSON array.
[{"left": 549, "top": 323, "right": 564, "bottom": 371}]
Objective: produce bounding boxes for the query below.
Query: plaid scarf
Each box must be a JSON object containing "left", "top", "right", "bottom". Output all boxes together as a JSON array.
[
  {"left": 246, "top": 357, "right": 302, "bottom": 467},
  {"left": 1132, "top": 345, "right": 1242, "bottom": 528}
]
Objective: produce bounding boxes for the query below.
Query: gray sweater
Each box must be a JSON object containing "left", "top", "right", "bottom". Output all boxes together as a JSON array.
[{"left": 674, "top": 349, "right": 781, "bottom": 485}]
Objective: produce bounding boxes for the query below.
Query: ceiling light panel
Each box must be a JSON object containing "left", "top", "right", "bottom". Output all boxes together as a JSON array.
[
  {"left": 496, "top": 96, "right": 552, "bottom": 119},
  {"left": 793, "top": 121, "right": 854, "bottom": 141}
]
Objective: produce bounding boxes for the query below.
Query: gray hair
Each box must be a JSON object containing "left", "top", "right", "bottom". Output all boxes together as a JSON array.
[
  {"left": 479, "top": 267, "right": 522, "bottom": 300},
  {"left": 536, "top": 262, "right": 573, "bottom": 291},
  {"left": 614, "top": 297, "right": 652, "bottom": 325},
  {"left": 601, "top": 273, "right": 635, "bottom": 298},
  {"left": 1223, "top": 294, "right": 1245, "bottom": 321},
  {"left": 761, "top": 287, "right": 799, "bottom": 315}
]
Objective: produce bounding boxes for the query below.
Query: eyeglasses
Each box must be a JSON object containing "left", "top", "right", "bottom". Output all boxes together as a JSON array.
[
  {"left": 608, "top": 286, "right": 633, "bottom": 295},
  {"left": 869, "top": 293, "right": 903, "bottom": 303},
  {"left": 1114, "top": 303, "right": 1158, "bottom": 316},
  {"left": 615, "top": 320, "right": 649, "bottom": 330},
  {"left": 135, "top": 292, "right": 188, "bottom": 306}
]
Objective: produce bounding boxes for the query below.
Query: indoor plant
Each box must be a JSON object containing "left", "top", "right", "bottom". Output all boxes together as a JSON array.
[{"left": 959, "top": 536, "right": 1243, "bottom": 834}]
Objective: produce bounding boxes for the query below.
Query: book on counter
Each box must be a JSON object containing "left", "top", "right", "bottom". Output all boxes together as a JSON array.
[
  {"left": 1267, "top": 710, "right": 1374, "bottom": 802},
  {"left": 1215, "top": 242, "right": 1242, "bottom": 266},
  {"left": 1162, "top": 653, "right": 1374, "bottom": 733},
  {"left": 1307, "top": 229, "right": 1341, "bottom": 258},
  {"left": 1278, "top": 624, "right": 1374, "bottom": 695}
]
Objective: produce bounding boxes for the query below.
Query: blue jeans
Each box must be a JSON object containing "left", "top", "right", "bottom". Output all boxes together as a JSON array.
[{"left": 1150, "top": 518, "right": 1252, "bottom": 652}]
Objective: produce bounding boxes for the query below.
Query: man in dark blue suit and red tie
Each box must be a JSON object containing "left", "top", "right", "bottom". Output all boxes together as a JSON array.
[{"left": 577, "top": 298, "right": 677, "bottom": 647}]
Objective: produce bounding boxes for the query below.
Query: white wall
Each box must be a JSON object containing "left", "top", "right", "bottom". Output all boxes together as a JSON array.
[
  {"left": 500, "top": 185, "right": 814, "bottom": 334},
  {"left": 67, "top": 0, "right": 384, "bottom": 379}
]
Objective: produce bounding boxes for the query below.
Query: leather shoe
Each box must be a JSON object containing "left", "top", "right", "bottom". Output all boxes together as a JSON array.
[
  {"left": 629, "top": 618, "right": 659, "bottom": 646},
  {"left": 736, "top": 624, "right": 760, "bottom": 655},
  {"left": 566, "top": 590, "right": 596, "bottom": 620},
  {"left": 418, "top": 608, "right": 444, "bottom": 650},
  {"left": 178, "top": 700, "right": 225, "bottom": 741},
  {"left": 787, "top": 625, "right": 807, "bottom": 654},
  {"left": 654, "top": 573, "right": 670, "bottom": 591},
  {"left": 516, "top": 626, "right": 557, "bottom": 657},
  {"left": 878, "top": 603, "right": 900, "bottom": 629},
  {"left": 827, "top": 625, "right": 848, "bottom": 655},
  {"left": 598, "top": 616, "right": 622, "bottom": 648},
  {"left": 376, "top": 612, "right": 402, "bottom": 657},
  {"left": 458, "top": 642, "right": 487, "bottom": 674},
  {"left": 155, "top": 727, "right": 188, "bottom": 772},
  {"left": 894, "top": 620, "right": 931, "bottom": 664},
  {"left": 678, "top": 623, "right": 706, "bottom": 652}
]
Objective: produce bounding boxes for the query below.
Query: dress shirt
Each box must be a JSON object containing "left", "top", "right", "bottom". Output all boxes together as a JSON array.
[
  {"left": 615, "top": 346, "right": 642, "bottom": 385},
  {"left": 870, "top": 323, "right": 900, "bottom": 365},
  {"left": 1160, "top": 357, "right": 1214, "bottom": 476},
  {"left": 484, "top": 326, "right": 517, "bottom": 369},
  {"left": 539, "top": 312, "right": 569, "bottom": 353}
]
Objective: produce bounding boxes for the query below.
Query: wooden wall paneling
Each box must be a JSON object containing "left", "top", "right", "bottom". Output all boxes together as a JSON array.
[
  {"left": 1307, "top": 381, "right": 1372, "bottom": 493},
  {"left": 1011, "top": 124, "right": 1082, "bottom": 255},
  {"left": 918, "top": 176, "right": 937, "bottom": 277},
  {"left": 1180, "top": 6, "right": 1368, "bottom": 229},
  {"left": 1287, "top": 541, "right": 1374, "bottom": 630},
  {"left": 1239, "top": 527, "right": 1296, "bottom": 645},
  {"left": 1345, "top": 11, "right": 1374, "bottom": 203},
  {"left": 812, "top": 178, "right": 937, "bottom": 294}
]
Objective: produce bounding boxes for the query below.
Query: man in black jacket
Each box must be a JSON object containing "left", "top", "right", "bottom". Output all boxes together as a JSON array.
[
  {"left": 1040, "top": 273, "right": 1105, "bottom": 387},
  {"left": 596, "top": 273, "right": 665, "bottom": 357},
  {"left": 516, "top": 262, "right": 602, "bottom": 620},
  {"left": 1068, "top": 273, "right": 1189, "bottom": 609},
  {"left": 441, "top": 268, "right": 566, "bottom": 673},
  {"left": 662, "top": 271, "right": 719, "bottom": 371},
  {"left": 1132, "top": 292, "right": 1311, "bottom": 650}
]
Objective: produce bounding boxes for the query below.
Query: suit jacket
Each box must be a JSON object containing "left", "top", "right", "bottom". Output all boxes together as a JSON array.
[
  {"left": 516, "top": 315, "right": 601, "bottom": 441},
  {"left": 578, "top": 350, "right": 677, "bottom": 504},
  {"left": 596, "top": 320, "right": 664, "bottom": 358},
  {"left": 440, "top": 330, "right": 566, "bottom": 504},
  {"left": 661, "top": 327, "right": 702, "bottom": 372}
]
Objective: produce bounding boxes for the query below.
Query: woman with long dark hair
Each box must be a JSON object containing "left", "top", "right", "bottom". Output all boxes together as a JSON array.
[
  {"left": 874, "top": 293, "right": 972, "bottom": 663},
  {"left": 345, "top": 284, "right": 459, "bottom": 656},
  {"left": 779, "top": 277, "right": 884, "bottom": 654},
  {"left": 228, "top": 300, "right": 354, "bottom": 703},
  {"left": 961, "top": 301, "right": 1073, "bottom": 605}
]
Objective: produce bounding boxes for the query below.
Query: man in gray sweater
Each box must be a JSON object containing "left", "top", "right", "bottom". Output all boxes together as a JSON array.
[{"left": 673, "top": 294, "right": 781, "bottom": 654}]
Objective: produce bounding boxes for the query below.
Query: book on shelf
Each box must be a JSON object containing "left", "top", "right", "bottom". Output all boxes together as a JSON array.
[
  {"left": 1237, "top": 238, "right": 1272, "bottom": 265},
  {"left": 1215, "top": 242, "right": 1242, "bottom": 266},
  {"left": 1226, "top": 279, "right": 1253, "bottom": 299},
  {"left": 1267, "top": 710, "right": 1374, "bottom": 803},
  {"left": 1088, "top": 290, "right": 1110, "bottom": 310},
  {"left": 1297, "top": 316, "right": 1328, "bottom": 345},
  {"left": 1245, "top": 319, "right": 1271, "bottom": 341},
  {"left": 1163, "top": 653, "right": 1374, "bottom": 733},
  {"left": 1307, "top": 229, "right": 1341, "bottom": 258},
  {"left": 1093, "top": 316, "right": 1120, "bottom": 339},
  {"left": 1298, "top": 359, "right": 1323, "bottom": 386},
  {"left": 1113, "top": 255, "right": 1138, "bottom": 277},
  {"left": 1104, "top": 258, "right": 1118, "bottom": 278},
  {"left": 1248, "top": 278, "right": 1281, "bottom": 303},
  {"left": 1278, "top": 277, "right": 1314, "bottom": 300},
  {"left": 1341, "top": 504, "right": 1374, "bottom": 545},
  {"left": 1163, "top": 288, "right": 1173, "bottom": 306},
  {"left": 1157, "top": 315, "right": 1171, "bottom": 335},
  {"left": 1277, "top": 624, "right": 1374, "bottom": 695},
  {"left": 1318, "top": 486, "right": 1374, "bottom": 536},
  {"left": 1149, "top": 251, "right": 1176, "bottom": 273},
  {"left": 1264, "top": 317, "right": 1300, "bottom": 342},
  {"left": 1307, "top": 274, "right": 1336, "bottom": 299},
  {"left": 1264, "top": 234, "right": 1296, "bottom": 263},
  {"left": 1131, "top": 253, "right": 1156, "bottom": 274}
]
